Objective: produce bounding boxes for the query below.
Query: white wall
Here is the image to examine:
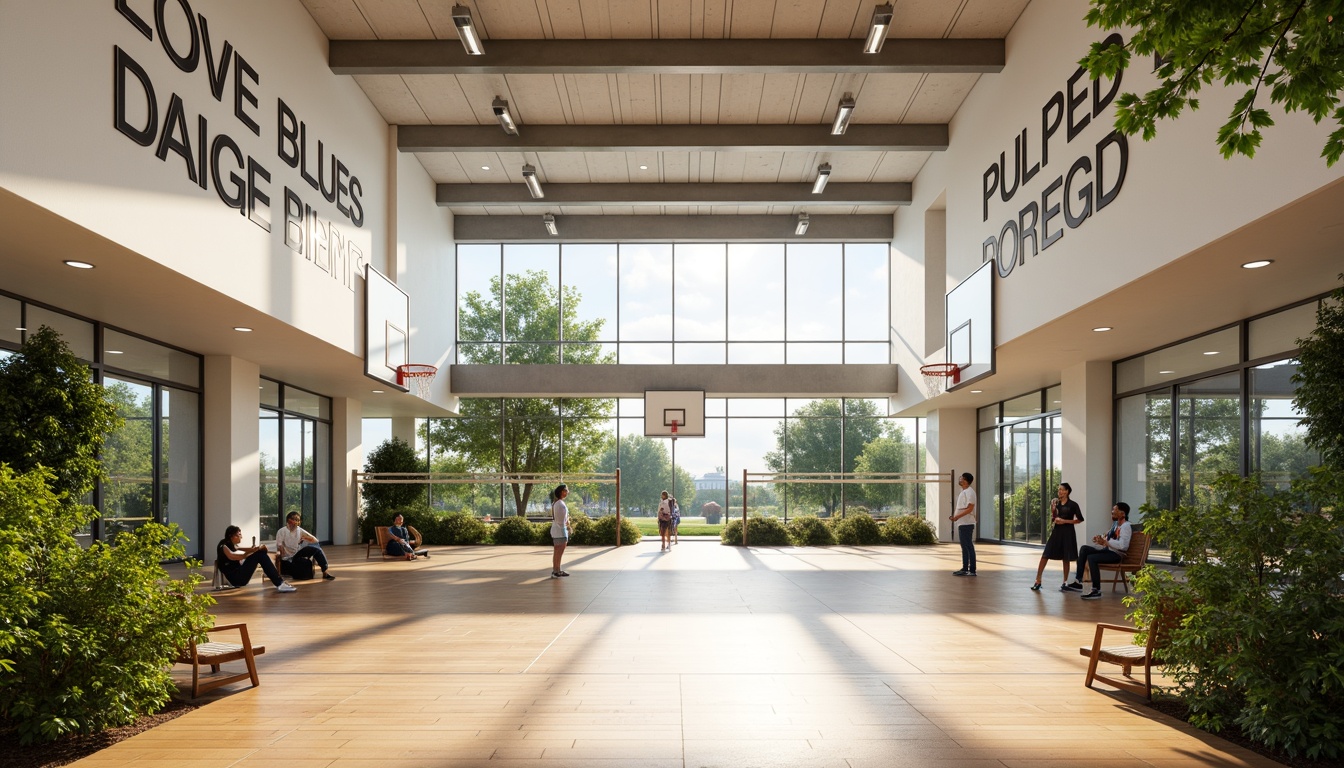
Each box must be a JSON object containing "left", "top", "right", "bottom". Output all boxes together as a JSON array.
[
  {"left": 0, "top": 0, "right": 389, "bottom": 357},
  {"left": 938, "top": 0, "right": 1342, "bottom": 345}
]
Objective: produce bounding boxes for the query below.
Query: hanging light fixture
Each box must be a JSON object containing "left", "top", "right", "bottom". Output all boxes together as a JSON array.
[
  {"left": 451, "top": 4, "right": 484, "bottom": 55},
  {"left": 863, "top": 4, "right": 894, "bottom": 54},
  {"left": 492, "top": 97, "right": 518, "bottom": 135},
  {"left": 543, "top": 213, "right": 558, "bottom": 236},
  {"left": 831, "top": 95, "right": 856, "bottom": 135},
  {"left": 521, "top": 164, "right": 544, "bottom": 198},
  {"left": 795, "top": 212, "right": 810, "bottom": 236},
  {"left": 811, "top": 163, "right": 832, "bottom": 194}
]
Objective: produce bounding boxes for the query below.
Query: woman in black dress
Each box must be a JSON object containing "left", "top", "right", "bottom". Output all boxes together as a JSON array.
[{"left": 1031, "top": 482, "right": 1083, "bottom": 590}]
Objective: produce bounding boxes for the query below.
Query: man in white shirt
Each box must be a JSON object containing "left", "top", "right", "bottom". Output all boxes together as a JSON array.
[
  {"left": 275, "top": 511, "right": 335, "bottom": 580},
  {"left": 950, "top": 472, "right": 977, "bottom": 576},
  {"left": 1064, "top": 502, "right": 1132, "bottom": 599}
]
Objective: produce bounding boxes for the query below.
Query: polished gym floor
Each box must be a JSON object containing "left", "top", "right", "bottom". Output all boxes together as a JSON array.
[{"left": 76, "top": 539, "right": 1280, "bottom": 767}]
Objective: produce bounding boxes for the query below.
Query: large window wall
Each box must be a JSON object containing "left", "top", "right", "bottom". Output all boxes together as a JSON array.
[
  {"left": 456, "top": 242, "right": 890, "bottom": 364},
  {"left": 977, "top": 386, "right": 1063, "bottom": 543},
  {"left": 259, "top": 380, "right": 332, "bottom": 543},
  {"left": 0, "top": 292, "right": 203, "bottom": 556},
  {"left": 1114, "top": 300, "right": 1321, "bottom": 559},
  {"left": 415, "top": 399, "right": 926, "bottom": 521}
]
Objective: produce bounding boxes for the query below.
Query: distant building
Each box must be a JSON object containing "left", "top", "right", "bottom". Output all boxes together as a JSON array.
[{"left": 695, "top": 472, "right": 726, "bottom": 492}]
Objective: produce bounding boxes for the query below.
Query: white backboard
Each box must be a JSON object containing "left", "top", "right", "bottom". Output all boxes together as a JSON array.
[
  {"left": 365, "top": 265, "right": 410, "bottom": 389},
  {"left": 945, "top": 259, "right": 995, "bottom": 389},
  {"left": 644, "top": 390, "right": 706, "bottom": 437}
]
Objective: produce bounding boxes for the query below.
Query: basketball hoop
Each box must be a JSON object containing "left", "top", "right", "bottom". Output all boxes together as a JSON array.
[
  {"left": 395, "top": 364, "right": 437, "bottom": 399},
  {"left": 919, "top": 363, "right": 961, "bottom": 399},
  {"left": 671, "top": 419, "right": 678, "bottom": 441}
]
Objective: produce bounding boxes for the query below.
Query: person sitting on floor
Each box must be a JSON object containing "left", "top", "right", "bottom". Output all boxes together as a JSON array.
[
  {"left": 217, "top": 525, "right": 296, "bottom": 592},
  {"left": 386, "top": 513, "right": 427, "bottom": 560},
  {"left": 276, "top": 510, "right": 336, "bottom": 580}
]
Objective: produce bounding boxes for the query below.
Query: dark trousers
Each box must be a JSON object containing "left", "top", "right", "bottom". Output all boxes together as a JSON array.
[
  {"left": 958, "top": 524, "right": 976, "bottom": 572},
  {"left": 226, "top": 550, "right": 284, "bottom": 587},
  {"left": 291, "top": 544, "right": 329, "bottom": 572},
  {"left": 1075, "top": 544, "right": 1123, "bottom": 588}
]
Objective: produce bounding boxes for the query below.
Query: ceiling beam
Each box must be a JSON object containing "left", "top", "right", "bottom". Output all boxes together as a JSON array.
[
  {"left": 330, "top": 38, "right": 1004, "bottom": 75},
  {"left": 436, "top": 182, "right": 911, "bottom": 207},
  {"left": 452, "top": 214, "right": 893, "bottom": 242},
  {"left": 399, "top": 123, "right": 947, "bottom": 153}
]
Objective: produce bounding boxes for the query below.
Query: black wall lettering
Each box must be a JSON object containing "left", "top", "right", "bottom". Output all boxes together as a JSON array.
[
  {"left": 116, "top": 0, "right": 152, "bottom": 39},
  {"left": 156, "top": 0, "right": 200, "bottom": 73},
  {"left": 113, "top": 47, "right": 157, "bottom": 146},
  {"left": 154, "top": 93, "right": 197, "bottom": 184},
  {"left": 233, "top": 54, "right": 260, "bottom": 135},
  {"left": 1063, "top": 155, "right": 1093, "bottom": 228},
  {"left": 199, "top": 14, "right": 234, "bottom": 102}
]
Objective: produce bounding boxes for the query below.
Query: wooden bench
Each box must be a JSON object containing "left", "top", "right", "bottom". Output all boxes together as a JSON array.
[
  {"left": 1099, "top": 530, "right": 1151, "bottom": 592},
  {"left": 1079, "top": 604, "right": 1179, "bottom": 699},
  {"left": 175, "top": 623, "right": 265, "bottom": 698},
  {"left": 367, "top": 525, "right": 423, "bottom": 559}
]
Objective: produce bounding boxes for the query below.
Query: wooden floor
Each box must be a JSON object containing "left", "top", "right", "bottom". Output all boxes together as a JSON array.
[{"left": 77, "top": 540, "right": 1281, "bottom": 767}]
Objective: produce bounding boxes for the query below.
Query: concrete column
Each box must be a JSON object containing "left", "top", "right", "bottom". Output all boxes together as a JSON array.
[
  {"left": 391, "top": 416, "right": 417, "bottom": 448},
  {"left": 331, "top": 397, "right": 363, "bottom": 545},
  {"left": 1062, "top": 360, "right": 1113, "bottom": 541},
  {"left": 926, "top": 407, "right": 977, "bottom": 542},
  {"left": 202, "top": 356, "right": 260, "bottom": 546}
]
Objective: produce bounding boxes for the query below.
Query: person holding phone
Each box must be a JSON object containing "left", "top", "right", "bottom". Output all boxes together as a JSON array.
[{"left": 1032, "top": 482, "right": 1083, "bottom": 591}]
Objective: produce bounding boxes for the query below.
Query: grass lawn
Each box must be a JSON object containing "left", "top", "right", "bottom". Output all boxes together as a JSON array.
[{"left": 628, "top": 517, "right": 725, "bottom": 537}]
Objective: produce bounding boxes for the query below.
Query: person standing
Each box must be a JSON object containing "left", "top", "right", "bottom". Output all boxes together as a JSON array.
[
  {"left": 669, "top": 496, "right": 681, "bottom": 545},
  {"left": 276, "top": 510, "right": 336, "bottom": 580},
  {"left": 550, "top": 483, "right": 571, "bottom": 578},
  {"left": 950, "top": 472, "right": 977, "bottom": 576},
  {"left": 657, "top": 490, "right": 673, "bottom": 551},
  {"left": 1064, "top": 502, "right": 1132, "bottom": 599},
  {"left": 1032, "top": 482, "right": 1083, "bottom": 590}
]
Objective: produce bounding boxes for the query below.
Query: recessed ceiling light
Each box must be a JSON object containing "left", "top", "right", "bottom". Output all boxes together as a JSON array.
[
  {"left": 371, "top": 389, "right": 385, "bottom": 394},
  {"left": 970, "top": 389, "right": 983, "bottom": 394},
  {"left": 63, "top": 260, "right": 95, "bottom": 269},
  {"left": 639, "top": 165, "right": 648, "bottom": 170},
  {"left": 15, "top": 326, "right": 26, "bottom": 331},
  {"left": 1052, "top": 400, "right": 1061, "bottom": 404},
  {"left": 233, "top": 326, "right": 253, "bottom": 332},
  {"left": 1241, "top": 259, "right": 1273, "bottom": 269},
  {"left": 1203, "top": 351, "right": 1219, "bottom": 356},
  {"left": 107, "top": 350, "right": 123, "bottom": 355},
  {"left": 1159, "top": 370, "right": 1175, "bottom": 374},
  {"left": 1092, "top": 326, "right": 1112, "bottom": 332},
  {"left": 481, "top": 165, "right": 491, "bottom": 170}
]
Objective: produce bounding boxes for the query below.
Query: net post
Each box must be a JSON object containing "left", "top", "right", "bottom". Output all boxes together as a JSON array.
[
  {"left": 742, "top": 468, "right": 749, "bottom": 547},
  {"left": 615, "top": 467, "right": 622, "bottom": 548}
]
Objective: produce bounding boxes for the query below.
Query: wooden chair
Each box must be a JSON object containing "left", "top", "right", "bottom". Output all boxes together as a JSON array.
[
  {"left": 1079, "top": 603, "right": 1180, "bottom": 699},
  {"left": 1099, "top": 531, "right": 1151, "bottom": 592},
  {"left": 367, "top": 525, "right": 423, "bottom": 559},
  {"left": 175, "top": 623, "right": 266, "bottom": 698}
]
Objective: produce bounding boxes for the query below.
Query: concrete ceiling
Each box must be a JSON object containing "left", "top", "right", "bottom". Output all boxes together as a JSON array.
[{"left": 302, "top": 0, "right": 1030, "bottom": 220}]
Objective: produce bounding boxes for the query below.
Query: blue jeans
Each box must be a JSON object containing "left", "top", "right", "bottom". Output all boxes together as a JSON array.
[{"left": 958, "top": 524, "right": 976, "bottom": 572}]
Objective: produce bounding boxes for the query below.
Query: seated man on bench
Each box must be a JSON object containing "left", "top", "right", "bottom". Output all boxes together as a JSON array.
[{"left": 276, "top": 510, "right": 336, "bottom": 580}]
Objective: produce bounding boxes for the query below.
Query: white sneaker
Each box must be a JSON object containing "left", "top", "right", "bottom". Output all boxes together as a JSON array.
[{"left": 276, "top": 582, "right": 298, "bottom": 592}]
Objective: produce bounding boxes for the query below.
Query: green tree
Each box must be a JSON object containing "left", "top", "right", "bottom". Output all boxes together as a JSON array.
[
  {"left": 764, "top": 399, "right": 886, "bottom": 516},
  {"left": 1294, "top": 276, "right": 1344, "bottom": 470},
  {"left": 852, "top": 424, "right": 918, "bottom": 512},
  {"left": 431, "top": 270, "right": 615, "bottom": 515},
  {"left": 362, "top": 437, "right": 426, "bottom": 514},
  {"left": 595, "top": 435, "right": 695, "bottom": 515},
  {"left": 100, "top": 382, "right": 154, "bottom": 535},
  {"left": 1080, "top": 1, "right": 1344, "bottom": 165},
  {"left": 0, "top": 326, "right": 121, "bottom": 499}
]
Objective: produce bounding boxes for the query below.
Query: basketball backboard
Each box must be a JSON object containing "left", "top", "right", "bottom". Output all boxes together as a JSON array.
[
  {"left": 944, "top": 260, "right": 994, "bottom": 389},
  {"left": 644, "top": 390, "right": 706, "bottom": 437},
  {"left": 364, "top": 265, "right": 410, "bottom": 389}
]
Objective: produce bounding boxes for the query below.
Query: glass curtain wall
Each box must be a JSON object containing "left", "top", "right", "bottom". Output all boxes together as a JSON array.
[
  {"left": 0, "top": 294, "right": 204, "bottom": 557},
  {"left": 259, "top": 380, "right": 332, "bottom": 542},
  {"left": 977, "top": 388, "right": 1062, "bottom": 544},
  {"left": 421, "top": 399, "right": 925, "bottom": 521},
  {"left": 457, "top": 242, "right": 890, "bottom": 364},
  {"left": 1114, "top": 300, "right": 1322, "bottom": 561}
]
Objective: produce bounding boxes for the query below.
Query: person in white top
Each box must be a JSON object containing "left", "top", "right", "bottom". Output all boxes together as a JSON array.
[
  {"left": 549, "top": 484, "right": 571, "bottom": 578},
  {"left": 657, "top": 490, "right": 673, "bottom": 551},
  {"left": 275, "top": 511, "right": 335, "bottom": 580},
  {"left": 1065, "top": 502, "right": 1133, "bottom": 599},
  {"left": 950, "top": 472, "right": 978, "bottom": 576}
]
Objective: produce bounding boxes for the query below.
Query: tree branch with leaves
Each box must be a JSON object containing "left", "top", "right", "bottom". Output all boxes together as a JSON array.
[{"left": 1080, "top": 0, "right": 1344, "bottom": 165}]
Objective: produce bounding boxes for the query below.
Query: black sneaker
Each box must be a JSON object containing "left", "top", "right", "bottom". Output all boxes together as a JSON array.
[
  {"left": 965, "top": 572, "right": 977, "bottom": 577},
  {"left": 1082, "top": 589, "right": 1103, "bottom": 600},
  {"left": 1062, "top": 582, "right": 1083, "bottom": 592},
  {"left": 322, "top": 572, "right": 336, "bottom": 581},
  {"left": 953, "top": 570, "right": 969, "bottom": 576}
]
